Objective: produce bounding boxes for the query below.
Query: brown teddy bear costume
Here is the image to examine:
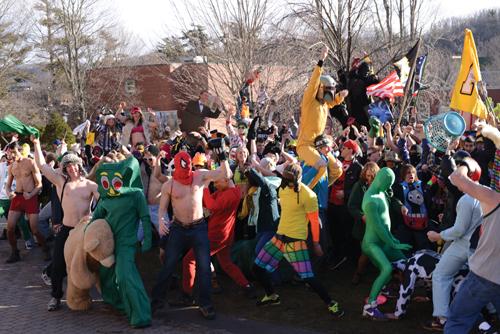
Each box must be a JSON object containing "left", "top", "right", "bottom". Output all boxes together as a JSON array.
[{"left": 64, "top": 217, "right": 115, "bottom": 310}]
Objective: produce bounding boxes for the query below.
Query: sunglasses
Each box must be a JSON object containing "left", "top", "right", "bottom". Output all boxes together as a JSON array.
[{"left": 238, "top": 126, "right": 247, "bottom": 129}]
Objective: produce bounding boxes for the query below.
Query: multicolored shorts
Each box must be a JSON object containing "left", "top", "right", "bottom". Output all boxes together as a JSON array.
[{"left": 254, "top": 234, "right": 314, "bottom": 279}]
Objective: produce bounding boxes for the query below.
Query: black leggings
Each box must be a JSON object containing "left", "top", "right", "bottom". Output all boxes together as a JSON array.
[
  {"left": 252, "top": 264, "right": 332, "bottom": 305},
  {"left": 51, "top": 225, "right": 73, "bottom": 299}
]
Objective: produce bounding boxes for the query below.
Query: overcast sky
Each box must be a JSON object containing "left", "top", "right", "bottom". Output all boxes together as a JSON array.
[{"left": 113, "top": 0, "right": 499, "bottom": 50}]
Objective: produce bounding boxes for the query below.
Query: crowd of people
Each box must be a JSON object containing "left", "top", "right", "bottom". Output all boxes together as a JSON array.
[{"left": 0, "top": 45, "right": 499, "bottom": 333}]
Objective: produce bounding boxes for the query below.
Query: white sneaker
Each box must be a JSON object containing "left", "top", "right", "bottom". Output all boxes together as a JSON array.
[{"left": 41, "top": 269, "right": 52, "bottom": 286}]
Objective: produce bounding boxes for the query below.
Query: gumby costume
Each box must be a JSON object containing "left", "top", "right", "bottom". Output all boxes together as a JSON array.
[
  {"left": 297, "top": 61, "right": 343, "bottom": 188},
  {"left": 361, "top": 167, "right": 411, "bottom": 319},
  {"left": 92, "top": 156, "right": 152, "bottom": 328}
]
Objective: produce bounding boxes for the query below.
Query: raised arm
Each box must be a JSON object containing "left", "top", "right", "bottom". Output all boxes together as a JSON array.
[
  {"left": 449, "top": 163, "right": 500, "bottom": 215},
  {"left": 31, "top": 136, "right": 65, "bottom": 187},
  {"left": 201, "top": 139, "right": 232, "bottom": 182},
  {"left": 303, "top": 46, "right": 328, "bottom": 103},
  {"left": 153, "top": 151, "right": 169, "bottom": 183}
]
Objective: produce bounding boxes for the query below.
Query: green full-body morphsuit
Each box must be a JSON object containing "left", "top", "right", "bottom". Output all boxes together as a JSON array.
[
  {"left": 361, "top": 167, "right": 411, "bottom": 319},
  {"left": 92, "top": 157, "right": 152, "bottom": 328}
]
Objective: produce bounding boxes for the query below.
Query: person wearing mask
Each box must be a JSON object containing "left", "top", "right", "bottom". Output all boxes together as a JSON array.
[
  {"left": 296, "top": 45, "right": 345, "bottom": 190},
  {"left": 361, "top": 167, "right": 411, "bottom": 320},
  {"left": 181, "top": 177, "right": 255, "bottom": 302}
]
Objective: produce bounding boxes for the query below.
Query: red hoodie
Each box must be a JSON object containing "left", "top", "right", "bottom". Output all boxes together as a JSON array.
[{"left": 203, "top": 186, "right": 242, "bottom": 245}]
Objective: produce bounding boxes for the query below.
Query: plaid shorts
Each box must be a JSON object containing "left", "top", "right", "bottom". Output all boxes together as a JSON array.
[{"left": 255, "top": 234, "right": 314, "bottom": 279}]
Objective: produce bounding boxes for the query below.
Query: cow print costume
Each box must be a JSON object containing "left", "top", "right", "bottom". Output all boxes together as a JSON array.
[{"left": 392, "top": 249, "right": 469, "bottom": 318}]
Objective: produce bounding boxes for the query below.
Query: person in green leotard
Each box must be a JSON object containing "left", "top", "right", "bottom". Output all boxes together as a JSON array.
[
  {"left": 361, "top": 167, "right": 411, "bottom": 320},
  {"left": 92, "top": 156, "right": 152, "bottom": 328}
]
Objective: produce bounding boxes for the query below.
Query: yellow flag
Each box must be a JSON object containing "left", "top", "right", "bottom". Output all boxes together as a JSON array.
[
  {"left": 85, "top": 132, "right": 95, "bottom": 145},
  {"left": 449, "top": 29, "right": 487, "bottom": 119}
]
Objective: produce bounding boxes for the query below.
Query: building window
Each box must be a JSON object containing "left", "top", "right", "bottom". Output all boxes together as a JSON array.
[{"left": 124, "top": 79, "right": 136, "bottom": 95}]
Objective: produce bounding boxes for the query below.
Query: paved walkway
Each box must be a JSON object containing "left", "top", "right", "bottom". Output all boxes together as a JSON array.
[{"left": 0, "top": 238, "right": 318, "bottom": 334}]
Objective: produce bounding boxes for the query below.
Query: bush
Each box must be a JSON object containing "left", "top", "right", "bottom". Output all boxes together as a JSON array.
[{"left": 40, "top": 112, "right": 75, "bottom": 146}]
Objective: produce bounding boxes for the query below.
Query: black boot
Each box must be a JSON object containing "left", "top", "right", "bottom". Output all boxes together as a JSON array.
[{"left": 6, "top": 249, "right": 20, "bottom": 263}]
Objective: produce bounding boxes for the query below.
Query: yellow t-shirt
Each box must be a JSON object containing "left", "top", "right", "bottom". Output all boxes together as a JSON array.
[{"left": 277, "top": 182, "right": 318, "bottom": 240}]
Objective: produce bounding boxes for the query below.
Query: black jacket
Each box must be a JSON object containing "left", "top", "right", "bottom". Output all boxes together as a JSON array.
[
  {"left": 180, "top": 100, "right": 221, "bottom": 133},
  {"left": 343, "top": 159, "right": 363, "bottom": 201}
]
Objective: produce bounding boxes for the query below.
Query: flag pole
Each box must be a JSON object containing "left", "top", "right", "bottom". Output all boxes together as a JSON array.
[{"left": 397, "top": 38, "right": 422, "bottom": 127}]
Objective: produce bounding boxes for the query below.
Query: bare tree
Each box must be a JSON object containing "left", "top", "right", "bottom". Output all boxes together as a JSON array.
[
  {"left": 289, "top": 0, "right": 370, "bottom": 71},
  {"left": 0, "top": 0, "right": 31, "bottom": 99},
  {"left": 165, "top": 0, "right": 312, "bottom": 124}
]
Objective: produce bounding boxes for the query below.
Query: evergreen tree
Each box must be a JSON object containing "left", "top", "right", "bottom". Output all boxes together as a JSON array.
[{"left": 41, "top": 112, "right": 75, "bottom": 145}]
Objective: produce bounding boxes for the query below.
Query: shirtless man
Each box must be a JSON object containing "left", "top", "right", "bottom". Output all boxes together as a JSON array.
[
  {"left": 4, "top": 142, "right": 48, "bottom": 263},
  {"left": 31, "top": 136, "right": 99, "bottom": 311},
  {"left": 151, "top": 138, "right": 231, "bottom": 320}
]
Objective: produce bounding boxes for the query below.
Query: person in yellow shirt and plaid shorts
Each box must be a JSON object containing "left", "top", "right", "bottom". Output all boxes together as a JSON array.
[{"left": 252, "top": 163, "right": 344, "bottom": 319}]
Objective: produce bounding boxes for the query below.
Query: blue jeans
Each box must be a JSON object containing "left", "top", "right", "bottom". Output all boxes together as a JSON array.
[
  {"left": 432, "top": 242, "right": 468, "bottom": 318},
  {"left": 151, "top": 219, "right": 212, "bottom": 307},
  {"left": 38, "top": 202, "right": 52, "bottom": 238},
  {"left": 445, "top": 272, "right": 500, "bottom": 333}
]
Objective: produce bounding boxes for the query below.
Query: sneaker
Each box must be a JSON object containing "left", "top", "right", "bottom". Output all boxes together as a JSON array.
[
  {"left": 256, "top": 293, "right": 280, "bottom": 306},
  {"left": 329, "top": 256, "right": 347, "bottom": 270},
  {"left": 362, "top": 303, "right": 387, "bottom": 321},
  {"left": 243, "top": 284, "right": 257, "bottom": 299},
  {"left": 478, "top": 321, "right": 498, "bottom": 334},
  {"left": 25, "top": 239, "right": 34, "bottom": 250},
  {"left": 47, "top": 297, "right": 61, "bottom": 311},
  {"left": 5, "top": 250, "right": 20, "bottom": 263},
  {"left": 199, "top": 305, "right": 216, "bottom": 320},
  {"left": 41, "top": 269, "right": 52, "bottom": 287},
  {"left": 328, "top": 301, "right": 345, "bottom": 318},
  {"left": 422, "top": 317, "right": 445, "bottom": 332}
]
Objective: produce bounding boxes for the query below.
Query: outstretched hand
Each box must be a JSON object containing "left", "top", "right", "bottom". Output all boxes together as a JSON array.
[
  {"left": 30, "top": 135, "right": 39, "bottom": 145},
  {"left": 320, "top": 45, "right": 329, "bottom": 61}
]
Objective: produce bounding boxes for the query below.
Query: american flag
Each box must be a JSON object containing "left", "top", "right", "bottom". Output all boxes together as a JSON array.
[{"left": 366, "top": 70, "right": 404, "bottom": 101}]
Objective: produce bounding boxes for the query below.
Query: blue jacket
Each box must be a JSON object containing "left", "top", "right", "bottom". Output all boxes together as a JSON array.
[{"left": 302, "top": 155, "right": 329, "bottom": 209}]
